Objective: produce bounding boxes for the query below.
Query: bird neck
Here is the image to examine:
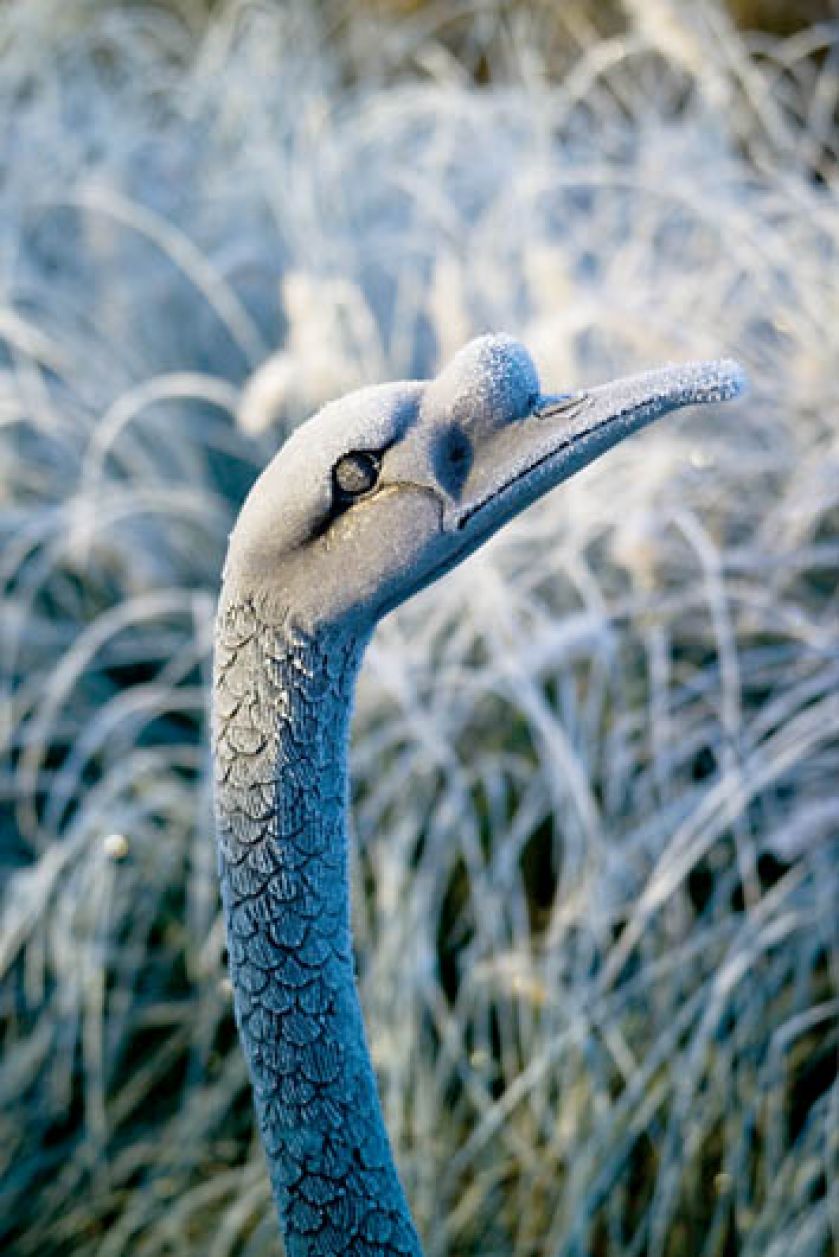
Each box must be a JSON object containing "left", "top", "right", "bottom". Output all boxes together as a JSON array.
[{"left": 213, "top": 594, "right": 423, "bottom": 1257}]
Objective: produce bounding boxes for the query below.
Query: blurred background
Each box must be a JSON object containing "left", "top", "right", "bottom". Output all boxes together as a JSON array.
[{"left": 1, "top": 1, "right": 838, "bottom": 1254}]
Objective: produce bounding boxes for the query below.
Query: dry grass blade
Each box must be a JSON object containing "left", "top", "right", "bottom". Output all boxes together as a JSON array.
[{"left": 0, "top": 2, "right": 837, "bottom": 1255}]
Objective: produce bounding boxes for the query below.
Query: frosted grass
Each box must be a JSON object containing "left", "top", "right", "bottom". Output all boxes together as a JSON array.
[{"left": 0, "top": 1, "right": 837, "bottom": 1254}]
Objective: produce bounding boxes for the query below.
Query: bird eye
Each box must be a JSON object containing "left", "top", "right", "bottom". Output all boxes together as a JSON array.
[{"left": 333, "top": 450, "right": 380, "bottom": 500}]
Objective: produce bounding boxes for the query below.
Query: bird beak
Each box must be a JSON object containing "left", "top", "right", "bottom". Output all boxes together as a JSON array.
[{"left": 450, "top": 358, "right": 747, "bottom": 536}]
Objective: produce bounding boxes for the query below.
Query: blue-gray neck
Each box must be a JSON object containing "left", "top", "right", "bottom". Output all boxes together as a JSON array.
[{"left": 213, "top": 596, "right": 423, "bottom": 1257}]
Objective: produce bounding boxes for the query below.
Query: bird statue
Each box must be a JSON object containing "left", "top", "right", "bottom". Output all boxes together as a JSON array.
[{"left": 213, "top": 334, "right": 745, "bottom": 1257}]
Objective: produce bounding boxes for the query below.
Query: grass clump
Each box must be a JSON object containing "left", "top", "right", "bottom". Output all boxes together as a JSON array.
[{"left": 0, "top": 2, "right": 837, "bottom": 1254}]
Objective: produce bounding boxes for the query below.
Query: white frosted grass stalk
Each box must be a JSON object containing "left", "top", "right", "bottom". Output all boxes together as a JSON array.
[
  {"left": 57, "top": 190, "right": 268, "bottom": 367},
  {"left": 0, "top": 1, "right": 837, "bottom": 1254},
  {"left": 81, "top": 374, "right": 240, "bottom": 488}
]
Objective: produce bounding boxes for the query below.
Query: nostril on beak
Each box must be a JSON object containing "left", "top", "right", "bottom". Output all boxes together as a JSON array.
[
  {"left": 533, "top": 393, "right": 588, "bottom": 420},
  {"left": 432, "top": 425, "right": 473, "bottom": 500}
]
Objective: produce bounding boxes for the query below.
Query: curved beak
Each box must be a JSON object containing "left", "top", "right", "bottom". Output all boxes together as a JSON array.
[{"left": 449, "top": 358, "right": 747, "bottom": 536}]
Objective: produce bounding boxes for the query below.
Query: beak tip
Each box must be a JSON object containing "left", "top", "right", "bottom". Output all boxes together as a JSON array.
[{"left": 696, "top": 358, "right": 749, "bottom": 404}]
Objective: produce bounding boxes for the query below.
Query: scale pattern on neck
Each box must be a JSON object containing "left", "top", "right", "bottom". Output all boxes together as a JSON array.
[{"left": 213, "top": 597, "right": 423, "bottom": 1256}]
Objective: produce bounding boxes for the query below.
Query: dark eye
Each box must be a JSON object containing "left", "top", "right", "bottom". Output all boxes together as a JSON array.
[{"left": 333, "top": 450, "right": 380, "bottom": 499}]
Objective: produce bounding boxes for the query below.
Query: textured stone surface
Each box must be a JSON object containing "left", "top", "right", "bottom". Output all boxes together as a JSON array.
[
  {"left": 212, "top": 337, "right": 746, "bottom": 1256},
  {"left": 214, "top": 598, "right": 422, "bottom": 1257}
]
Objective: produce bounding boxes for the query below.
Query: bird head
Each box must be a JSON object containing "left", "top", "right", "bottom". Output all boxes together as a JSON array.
[{"left": 223, "top": 334, "right": 745, "bottom": 635}]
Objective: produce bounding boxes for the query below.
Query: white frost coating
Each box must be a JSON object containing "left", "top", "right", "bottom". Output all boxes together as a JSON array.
[
  {"left": 5, "top": 5, "right": 836, "bottom": 1253},
  {"left": 586, "top": 357, "right": 748, "bottom": 412},
  {"left": 419, "top": 344, "right": 749, "bottom": 535},
  {"left": 558, "top": 358, "right": 748, "bottom": 451},
  {"left": 422, "top": 333, "right": 540, "bottom": 431},
  {"left": 215, "top": 334, "right": 746, "bottom": 1257}
]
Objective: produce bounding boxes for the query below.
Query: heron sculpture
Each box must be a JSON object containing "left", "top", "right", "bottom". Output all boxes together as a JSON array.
[{"left": 213, "top": 334, "right": 745, "bottom": 1256}]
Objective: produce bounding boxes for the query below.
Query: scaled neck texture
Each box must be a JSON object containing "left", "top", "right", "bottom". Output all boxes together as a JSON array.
[{"left": 213, "top": 595, "right": 423, "bottom": 1257}]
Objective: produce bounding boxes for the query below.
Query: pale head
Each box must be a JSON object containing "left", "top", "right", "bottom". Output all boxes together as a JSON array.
[{"left": 223, "top": 334, "right": 746, "bottom": 633}]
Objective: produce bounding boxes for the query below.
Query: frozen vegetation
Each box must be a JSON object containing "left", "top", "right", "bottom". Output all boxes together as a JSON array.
[{"left": 0, "top": 1, "right": 837, "bottom": 1254}]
